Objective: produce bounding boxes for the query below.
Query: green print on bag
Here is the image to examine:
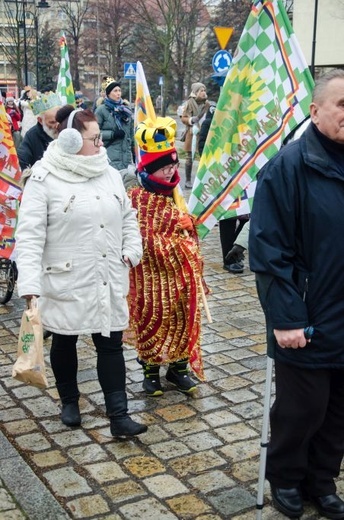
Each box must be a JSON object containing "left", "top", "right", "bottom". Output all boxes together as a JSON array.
[{"left": 21, "top": 332, "right": 34, "bottom": 353}]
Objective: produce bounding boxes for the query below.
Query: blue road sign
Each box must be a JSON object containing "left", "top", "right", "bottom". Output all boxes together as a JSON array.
[
  {"left": 124, "top": 63, "right": 137, "bottom": 79},
  {"left": 212, "top": 50, "right": 232, "bottom": 73}
]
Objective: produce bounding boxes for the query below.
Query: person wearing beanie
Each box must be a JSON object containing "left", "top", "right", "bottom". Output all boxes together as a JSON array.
[
  {"left": 95, "top": 76, "right": 134, "bottom": 171},
  {"left": 127, "top": 116, "right": 205, "bottom": 396},
  {"left": 15, "top": 104, "right": 147, "bottom": 438},
  {"left": 181, "top": 82, "right": 210, "bottom": 188}
]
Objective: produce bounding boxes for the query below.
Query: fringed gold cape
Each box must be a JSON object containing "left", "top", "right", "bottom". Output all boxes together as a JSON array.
[{"left": 127, "top": 187, "right": 205, "bottom": 380}]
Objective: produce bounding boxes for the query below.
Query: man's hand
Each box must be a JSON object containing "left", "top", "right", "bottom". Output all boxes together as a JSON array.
[{"left": 274, "top": 328, "right": 311, "bottom": 349}]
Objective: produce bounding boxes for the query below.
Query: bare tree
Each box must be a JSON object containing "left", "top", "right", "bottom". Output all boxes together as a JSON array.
[
  {"left": 1, "top": 0, "right": 38, "bottom": 88},
  {"left": 127, "top": 0, "right": 210, "bottom": 112}
]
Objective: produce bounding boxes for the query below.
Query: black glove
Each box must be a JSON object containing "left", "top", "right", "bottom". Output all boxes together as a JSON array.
[
  {"left": 112, "top": 128, "right": 125, "bottom": 140},
  {"left": 225, "top": 244, "right": 246, "bottom": 264}
]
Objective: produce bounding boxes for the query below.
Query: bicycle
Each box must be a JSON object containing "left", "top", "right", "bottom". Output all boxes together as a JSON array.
[{"left": 0, "top": 258, "right": 18, "bottom": 304}]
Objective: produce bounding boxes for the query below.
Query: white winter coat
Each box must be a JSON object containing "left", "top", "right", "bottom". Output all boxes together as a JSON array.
[{"left": 15, "top": 163, "right": 142, "bottom": 337}]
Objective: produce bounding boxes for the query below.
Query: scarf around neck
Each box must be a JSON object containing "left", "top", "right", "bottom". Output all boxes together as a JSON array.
[
  {"left": 40, "top": 140, "right": 109, "bottom": 183},
  {"left": 138, "top": 170, "right": 180, "bottom": 195},
  {"left": 104, "top": 98, "right": 132, "bottom": 125}
]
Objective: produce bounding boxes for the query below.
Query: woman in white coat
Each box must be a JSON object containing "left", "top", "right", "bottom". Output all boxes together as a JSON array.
[{"left": 15, "top": 105, "right": 147, "bottom": 437}]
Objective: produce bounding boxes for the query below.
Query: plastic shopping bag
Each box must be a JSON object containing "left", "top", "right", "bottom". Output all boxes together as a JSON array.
[{"left": 12, "top": 297, "right": 48, "bottom": 389}]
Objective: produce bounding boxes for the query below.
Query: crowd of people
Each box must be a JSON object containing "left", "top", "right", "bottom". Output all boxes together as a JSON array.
[{"left": 4, "top": 67, "right": 344, "bottom": 519}]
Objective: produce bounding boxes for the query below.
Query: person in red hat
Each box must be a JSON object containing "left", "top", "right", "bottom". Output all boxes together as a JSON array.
[{"left": 127, "top": 116, "right": 205, "bottom": 396}]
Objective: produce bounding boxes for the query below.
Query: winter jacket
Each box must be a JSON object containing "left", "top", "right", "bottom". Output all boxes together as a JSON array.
[
  {"left": 15, "top": 163, "right": 142, "bottom": 337},
  {"left": 95, "top": 103, "right": 134, "bottom": 170},
  {"left": 198, "top": 103, "right": 216, "bottom": 156},
  {"left": 249, "top": 123, "right": 344, "bottom": 368},
  {"left": 181, "top": 99, "right": 209, "bottom": 153},
  {"left": 17, "top": 122, "right": 52, "bottom": 170}
]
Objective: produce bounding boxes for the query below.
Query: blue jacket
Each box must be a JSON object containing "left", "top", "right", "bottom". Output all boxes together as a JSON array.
[{"left": 249, "top": 123, "right": 344, "bottom": 368}]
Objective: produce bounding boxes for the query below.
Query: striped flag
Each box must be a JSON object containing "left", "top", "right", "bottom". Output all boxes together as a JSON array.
[
  {"left": 134, "top": 61, "right": 156, "bottom": 129},
  {"left": 0, "top": 101, "right": 22, "bottom": 259},
  {"left": 188, "top": 0, "right": 315, "bottom": 239},
  {"left": 56, "top": 33, "right": 75, "bottom": 106}
]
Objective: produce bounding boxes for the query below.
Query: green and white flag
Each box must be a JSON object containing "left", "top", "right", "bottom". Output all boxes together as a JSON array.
[
  {"left": 188, "top": 0, "right": 314, "bottom": 239},
  {"left": 56, "top": 33, "right": 75, "bottom": 106}
]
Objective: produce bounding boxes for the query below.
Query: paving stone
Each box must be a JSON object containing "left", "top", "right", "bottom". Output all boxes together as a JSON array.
[
  {"left": 219, "top": 438, "right": 260, "bottom": 462},
  {"left": 104, "top": 479, "right": 146, "bottom": 503},
  {"left": 143, "top": 474, "right": 188, "bottom": 498},
  {"left": 134, "top": 424, "right": 170, "bottom": 444},
  {"left": 29, "top": 450, "right": 67, "bottom": 469},
  {"left": 188, "top": 470, "right": 236, "bottom": 494},
  {"left": 203, "top": 410, "right": 241, "bottom": 428},
  {"left": 215, "top": 422, "right": 259, "bottom": 443},
  {"left": 51, "top": 430, "right": 92, "bottom": 447},
  {"left": 155, "top": 403, "right": 196, "bottom": 422},
  {"left": 119, "top": 497, "right": 178, "bottom": 519},
  {"left": 43, "top": 467, "right": 92, "bottom": 497},
  {"left": 164, "top": 418, "right": 209, "bottom": 437},
  {"left": 84, "top": 461, "right": 127, "bottom": 483},
  {"left": 123, "top": 456, "right": 165, "bottom": 478},
  {"left": 231, "top": 400, "right": 264, "bottom": 420},
  {"left": 15, "top": 432, "right": 51, "bottom": 452},
  {"left": 183, "top": 431, "right": 223, "bottom": 451},
  {"left": 21, "top": 396, "right": 58, "bottom": 418},
  {"left": 166, "top": 494, "right": 212, "bottom": 518},
  {"left": 3, "top": 419, "right": 38, "bottom": 436},
  {"left": 211, "top": 375, "right": 251, "bottom": 392},
  {"left": 207, "top": 487, "right": 256, "bottom": 516},
  {"left": 149, "top": 439, "right": 191, "bottom": 460},
  {"left": 11, "top": 385, "right": 43, "bottom": 399},
  {"left": 169, "top": 450, "right": 227, "bottom": 477},
  {"left": 189, "top": 396, "right": 227, "bottom": 412},
  {"left": 0, "top": 407, "right": 27, "bottom": 422},
  {"left": 66, "top": 495, "right": 110, "bottom": 518},
  {"left": 68, "top": 444, "right": 108, "bottom": 464},
  {"left": 232, "top": 459, "right": 260, "bottom": 482},
  {"left": 105, "top": 440, "right": 145, "bottom": 460}
]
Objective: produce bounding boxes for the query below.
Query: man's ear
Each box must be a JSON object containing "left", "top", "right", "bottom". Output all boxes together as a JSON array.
[{"left": 37, "top": 116, "right": 43, "bottom": 125}]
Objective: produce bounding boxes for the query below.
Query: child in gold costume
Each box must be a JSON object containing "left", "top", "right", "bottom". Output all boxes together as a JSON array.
[{"left": 127, "top": 116, "right": 205, "bottom": 396}]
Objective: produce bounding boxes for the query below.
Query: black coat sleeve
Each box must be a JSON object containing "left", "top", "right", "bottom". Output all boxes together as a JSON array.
[{"left": 249, "top": 149, "right": 309, "bottom": 332}]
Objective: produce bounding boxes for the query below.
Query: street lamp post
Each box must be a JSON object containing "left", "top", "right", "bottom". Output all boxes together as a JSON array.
[
  {"left": 22, "top": 0, "right": 28, "bottom": 85},
  {"left": 35, "top": 0, "right": 50, "bottom": 90},
  {"left": 20, "top": 0, "right": 50, "bottom": 89}
]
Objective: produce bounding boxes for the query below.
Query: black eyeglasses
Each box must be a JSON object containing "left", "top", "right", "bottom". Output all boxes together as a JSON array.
[
  {"left": 161, "top": 162, "right": 180, "bottom": 175},
  {"left": 82, "top": 133, "right": 102, "bottom": 146}
]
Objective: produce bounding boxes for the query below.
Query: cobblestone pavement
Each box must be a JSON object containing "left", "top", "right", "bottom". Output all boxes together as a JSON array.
[{"left": 0, "top": 225, "right": 338, "bottom": 520}]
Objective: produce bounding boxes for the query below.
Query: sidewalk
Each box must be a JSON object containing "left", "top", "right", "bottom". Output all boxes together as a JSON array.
[{"left": 0, "top": 225, "right": 333, "bottom": 520}]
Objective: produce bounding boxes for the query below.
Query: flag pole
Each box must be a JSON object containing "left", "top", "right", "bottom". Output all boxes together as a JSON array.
[{"left": 310, "top": 0, "right": 319, "bottom": 78}]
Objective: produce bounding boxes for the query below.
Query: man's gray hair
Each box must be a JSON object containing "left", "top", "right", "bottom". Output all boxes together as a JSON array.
[{"left": 312, "top": 68, "right": 344, "bottom": 102}]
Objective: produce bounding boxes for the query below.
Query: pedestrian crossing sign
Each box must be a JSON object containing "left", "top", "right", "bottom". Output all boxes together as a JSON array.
[{"left": 124, "top": 63, "right": 137, "bottom": 79}]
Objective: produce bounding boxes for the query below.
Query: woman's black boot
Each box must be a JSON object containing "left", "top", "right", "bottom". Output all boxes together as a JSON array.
[{"left": 105, "top": 391, "right": 148, "bottom": 437}]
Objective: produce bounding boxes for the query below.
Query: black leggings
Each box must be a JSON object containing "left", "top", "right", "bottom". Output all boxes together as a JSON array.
[{"left": 50, "top": 331, "right": 126, "bottom": 396}]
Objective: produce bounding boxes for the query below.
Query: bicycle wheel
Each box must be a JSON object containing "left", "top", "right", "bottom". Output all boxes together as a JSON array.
[{"left": 0, "top": 259, "right": 16, "bottom": 304}]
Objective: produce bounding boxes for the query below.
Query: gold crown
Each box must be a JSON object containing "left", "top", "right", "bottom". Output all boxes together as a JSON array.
[
  {"left": 101, "top": 76, "right": 119, "bottom": 92},
  {"left": 135, "top": 117, "right": 177, "bottom": 153},
  {"left": 30, "top": 92, "right": 62, "bottom": 116}
]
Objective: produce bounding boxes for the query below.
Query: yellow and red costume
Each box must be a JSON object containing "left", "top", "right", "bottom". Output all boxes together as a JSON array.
[{"left": 128, "top": 188, "right": 204, "bottom": 380}]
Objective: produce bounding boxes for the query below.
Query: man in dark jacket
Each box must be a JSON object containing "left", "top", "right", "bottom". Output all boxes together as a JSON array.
[
  {"left": 17, "top": 105, "right": 60, "bottom": 171},
  {"left": 249, "top": 69, "right": 344, "bottom": 519}
]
